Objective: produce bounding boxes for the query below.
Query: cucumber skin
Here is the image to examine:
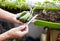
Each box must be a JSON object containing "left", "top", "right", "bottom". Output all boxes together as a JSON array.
[
  {"left": 17, "top": 11, "right": 33, "bottom": 23},
  {"left": 34, "top": 20, "right": 60, "bottom": 29}
]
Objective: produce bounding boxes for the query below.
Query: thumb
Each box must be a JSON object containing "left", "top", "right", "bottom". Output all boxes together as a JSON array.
[
  {"left": 16, "top": 25, "right": 26, "bottom": 30},
  {"left": 14, "top": 20, "right": 24, "bottom": 25}
]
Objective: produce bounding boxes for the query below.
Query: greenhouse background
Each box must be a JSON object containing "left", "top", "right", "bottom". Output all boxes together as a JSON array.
[{"left": 0, "top": 0, "right": 60, "bottom": 41}]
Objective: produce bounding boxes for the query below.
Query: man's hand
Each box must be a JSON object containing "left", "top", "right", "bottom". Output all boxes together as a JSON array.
[
  {"left": 0, "top": 25, "right": 28, "bottom": 41},
  {"left": 6, "top": 25, "right": 28, "bottom": 38},
  {"left": 12, "top": 14, "right": 24, "bottom": 24}
]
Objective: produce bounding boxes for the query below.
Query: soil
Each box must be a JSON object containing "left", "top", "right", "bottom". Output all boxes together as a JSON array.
[
  {"left": 1, "top": 7, "right": 29, "bottom": 14},
  {"left": 34, "top": 10, "right": 60, "bottom": 23}
]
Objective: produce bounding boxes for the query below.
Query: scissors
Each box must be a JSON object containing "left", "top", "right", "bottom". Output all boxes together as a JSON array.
[
  {"left": 21, "top": 14, "right": 38, "bottom": 31},
  {"left": 26, "top": 14, "right": 38, "bottom": 25}
]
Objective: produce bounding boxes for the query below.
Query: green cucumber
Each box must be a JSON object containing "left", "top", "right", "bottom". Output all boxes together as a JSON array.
[
  {"left": 34, "top": 20, "right": 60, "bottom": 29},
  {"left": 20, "top": 11, "right": 27, "bottom": 17},
  {"left": 17, "top": 11, "right": 33, "bottom": 23}
]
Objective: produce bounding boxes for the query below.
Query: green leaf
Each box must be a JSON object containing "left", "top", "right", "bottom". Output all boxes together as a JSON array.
[{"left": 53, "top": 0, "right": 57, "bottom": 1}]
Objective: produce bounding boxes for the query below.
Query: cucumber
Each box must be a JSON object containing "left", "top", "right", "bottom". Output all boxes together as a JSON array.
[
  {"left": 17, "top": 11, "right": 33, "bottom": 23},
  {"left": 34, "top": 20, "right": 60, "bottom": 29}
]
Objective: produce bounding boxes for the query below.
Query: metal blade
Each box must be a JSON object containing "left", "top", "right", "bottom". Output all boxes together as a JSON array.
[{"left": 26, "top": 14, "right": 38, "bottom": 25}]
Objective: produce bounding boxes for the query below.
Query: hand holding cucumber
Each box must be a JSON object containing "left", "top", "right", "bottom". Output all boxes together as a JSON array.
[
  {"left": 16, "top": 11, "right": 38, "bottom": 26},
  {"left": 16, "top": 11, "right": 33, "bottom": 23}
]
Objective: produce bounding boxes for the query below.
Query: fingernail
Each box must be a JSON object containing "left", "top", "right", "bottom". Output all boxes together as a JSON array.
[{"left": 21, "top": 27, "right": 26, "bottom": 31}]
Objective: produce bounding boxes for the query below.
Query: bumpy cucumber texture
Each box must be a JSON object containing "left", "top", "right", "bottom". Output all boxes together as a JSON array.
[{"left": 17, "top": 11, "right": 33, "bottom": 23}]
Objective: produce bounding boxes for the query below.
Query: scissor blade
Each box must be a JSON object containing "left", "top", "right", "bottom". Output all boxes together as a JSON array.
[{"left": 26, "top": 14, "right": 38, "bottom": 25}]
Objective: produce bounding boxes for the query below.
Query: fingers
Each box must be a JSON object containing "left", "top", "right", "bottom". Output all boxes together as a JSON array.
[
  {"left": 16, "top": 25, "right": 28, "bottom": 37},
  {"left": 21, "top": 26, "right": 28, "bottom": 34},
  {"left": 17, "top": 27, "right": 28, "bottom": 37},
  {"left": 14, "top": 24, "right": 29, "bottom": 38},
  {"left": 15, "top": 25, "right": 25, "bottom": 31},
  {"left": 14, "top": 19, "right": 24, "bottom": 25},
  {"left": 20, "top": 25, "right": 28, "bottom": 31},
  {"left": 16, "top": 25, "right": 28, "bottom": 31},
  {"left": 13, "top": 14, "right": 24, "bottom": 25},
  {"left": 21, "top": 25, "right": 28, "bottom": 36},
  {"left": 16, "top": 13, "right": 22, "bottom": 18}
]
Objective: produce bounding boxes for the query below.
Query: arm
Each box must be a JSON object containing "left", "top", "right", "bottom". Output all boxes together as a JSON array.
[
  {"left": 0, "top": 8, "right": 23, "bottom": 24},
  {"left": 0, "top": 25, "right": 28, "bottom": 41},
  {"left": 0, "top": 32, "right": 10, "bottom": 41}
]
